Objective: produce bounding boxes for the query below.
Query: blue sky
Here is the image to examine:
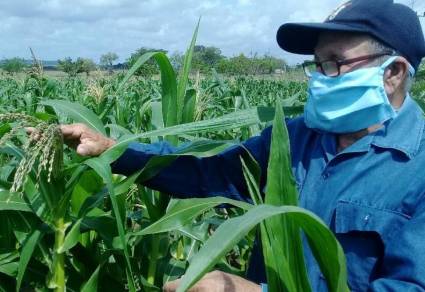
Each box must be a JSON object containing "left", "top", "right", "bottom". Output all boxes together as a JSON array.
[{"left": 1, "top": 0, "right": 424, "bottom": 65}]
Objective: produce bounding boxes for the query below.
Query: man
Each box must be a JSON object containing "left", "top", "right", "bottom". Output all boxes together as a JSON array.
[{"left": 61, "top": 0, "right": 425, "bottom": 290}]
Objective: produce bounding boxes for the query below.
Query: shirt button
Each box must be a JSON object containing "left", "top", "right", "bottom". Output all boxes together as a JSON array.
[
  {"left": 322, "top": 172, "right": 330, "bottom": 179},
  {"left": 364, "top": 214, "right": 370, "bottom": 222}
]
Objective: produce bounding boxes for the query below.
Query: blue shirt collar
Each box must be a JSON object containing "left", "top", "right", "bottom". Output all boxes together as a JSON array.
[
  {"left": 320, "top": 95, "right": 425, "bottom": 160},
  {"left": 371, "top": 95, "right": 424, "bottom": 159}
]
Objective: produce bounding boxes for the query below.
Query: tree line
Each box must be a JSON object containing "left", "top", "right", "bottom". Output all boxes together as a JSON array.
[{"left": 0, "top": 45, "right": 287, "bottom": 76}]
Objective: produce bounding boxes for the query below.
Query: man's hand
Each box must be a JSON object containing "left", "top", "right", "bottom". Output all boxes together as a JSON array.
[
  {"left": 60, "top": 123, "right": 116, "bottom": 156},
  {"left": 163, "top": 271, "right": 261, "bottom": 292}
]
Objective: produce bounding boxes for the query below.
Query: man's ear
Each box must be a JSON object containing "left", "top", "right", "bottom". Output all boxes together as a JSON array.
[{"left": 384, "top": 57, "right": 409, "bottom": 104}]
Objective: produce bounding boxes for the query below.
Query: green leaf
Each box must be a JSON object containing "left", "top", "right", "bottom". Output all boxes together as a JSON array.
[
  {"left": 81, "top": 215, "right": 117, "bottom": 245},
  {"left": 176, "top": 204, "right": 349, "bottom": 292},
  {"left": 71, "top": 170, "right": 104, "bottom": 216},
  {"left": 182, "top": 89, "right": 197, "bottom": 124},
  {"left": 88, "top": 139, "right": 232, "bottom": 189},
  {"left": 84, "top": 159, "right": 136, "bottom": 292},
  {"left": 155, "top": 53, "right": 177, "bottom": 129},
  {"left": 106, "top": 124, "right": 133, "bottom": 140},
  {"left": 117, "top": 51, "right": 157, "bottom": 92},
  {"left": 117, "top": 51, "right": 178, "bottom": 142},
  {"left": 0, "top": 262, "right": 18, "bottom": 277},
  {"left": 177, "top": 18, "right": 200, "bottom": 124},
  {"left": 81, "top": 264, "right": 101, "bottom": 292},
  {"left": 114, "top": 169, "right": 143, "bottom": 196},
  {"left": 0, "top": 191, "right": 32, "bottom": 212},
  {"left": 150, "top": 101, "right": 164, "bottom": 132},
  {"left": 135, "top": 141, "right": 232, "bottom": 183},
  {"left": 41, "top": 100, "right": 106, "bottom": 135},
  {"left": 77, "top": 189, "right": 108, "bottom": 218},
  {"left": 57, "top": 219, "right": 82, "bottom": 253},
  {"left": 99, "top": 106, "right": 280, "bottom": 164},
  {"left": 240, "top": 152, "right": 263, "bottom": 205},
  {"left": 16, "top": 229, "right": 43, "bottom": 291},
  {"left": 131, "top": 197, "right": 252, "bottom": 237},
  {"left": 263, "top": 101, "right": 310, "bottom": 291}
]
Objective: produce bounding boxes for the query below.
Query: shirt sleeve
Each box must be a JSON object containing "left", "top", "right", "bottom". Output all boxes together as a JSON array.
[
  {"left": 368, "top": 196, "right": 425, "bottom": 291},
  {"left": 111, "top": 127, "right": 272, "bottom": 201}
]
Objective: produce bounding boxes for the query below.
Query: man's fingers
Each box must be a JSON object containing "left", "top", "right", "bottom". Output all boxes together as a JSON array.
[
  {"left": 59, "top": 124, "right": 113, "bottom": 156},
  {"left": 76, "top": 140, "right": 101, "bottom": 156},
  {"left": 25, "top": 127, "right": 35, "bottom": 135},
  {"left": 163, "top": 279, "right": 181, "bottom": 292},
  {"left": 60, "top": 124, "right": 81, "bottom": 139},
  {"left": 76, "top": 144, "right": 92, "bottom": 156},
  {"left": 25, "top": 127, "right": 41, "bottom": 140},
  {"left": 60, "top": 124, "right": 88, "bottom": 140}
]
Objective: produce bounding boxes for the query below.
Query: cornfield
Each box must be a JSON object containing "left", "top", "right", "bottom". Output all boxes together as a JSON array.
[{"left": 1, "top": 24, "right": 425, "bottom": 292}]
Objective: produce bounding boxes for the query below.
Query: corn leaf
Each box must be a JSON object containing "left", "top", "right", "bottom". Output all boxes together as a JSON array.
[
  {"left": 84, "top": 159, "right": 136, "bottom": 292},
  {"left": 176, "top": 204, "right": 349, "bottom": 292},
  {"left": 155, "top": 53, "right": 178, "bottom": 129},
  {"left": 81, "top": 264, "right": 101, "bottom": 292},
  {"left": 132, "top": 197, "right": 252, "bottom": 237},
  {"left": 182, "top": 89, "right": 197, "bottom": 124},
  {"left": 98, "top": 105, "right": 297, "bottom": 164},
  {"left": 16, "top": 229, "right": 43, "bottom": 291},
  {"left": 117, "top": 51, "right": 157, "bottom": 92},
  {"left": 57, "top": 219, "right": 82, "bottom": 253},
  {"left": 177, "top": 18, "right": 200, "bottom": 124},
  {"left": 241, "top": 155, "right": 297, "bottom": 290},
  {"left": 41, "top": 100, "right": 106, "bottom": 136},
  {"left": 117, "top": 50, "right": 178, "bottom": 142},
  {"left": 263, "top": 101, "right": 310, "bottom": 291},
  {"left": 0, "top": 191, "right": 32, "bottom": 212},
  {"left": 0, "top": 262, "right": 18, "bottom": 277}
]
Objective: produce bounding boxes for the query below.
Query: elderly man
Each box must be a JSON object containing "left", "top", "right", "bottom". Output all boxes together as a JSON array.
[{"left": 61, "top": 0, "right": 425, "bottom": 291}]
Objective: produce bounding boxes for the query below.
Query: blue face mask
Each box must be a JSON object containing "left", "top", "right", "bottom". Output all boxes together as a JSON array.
[{"left": 304, "top": 56, "right": 415, "bottom": 133}]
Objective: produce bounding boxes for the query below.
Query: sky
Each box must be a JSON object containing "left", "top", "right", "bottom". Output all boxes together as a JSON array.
[{"left": 0, "top": 0, "right": 424, "bottom": 65}]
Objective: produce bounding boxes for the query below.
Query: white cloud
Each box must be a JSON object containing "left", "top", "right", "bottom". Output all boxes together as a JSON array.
[{"left": 0, "top": 0, "right": 423, "bottom": 65}]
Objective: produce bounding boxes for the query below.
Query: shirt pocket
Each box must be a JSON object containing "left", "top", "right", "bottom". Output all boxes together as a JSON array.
[{"left": 333, "top": 200, "right": 410, "bottom": 291}]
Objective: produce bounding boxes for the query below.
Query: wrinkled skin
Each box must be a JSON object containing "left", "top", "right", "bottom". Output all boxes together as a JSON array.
[
  {"left": 59, "top": 123, "right": 116, "bottom": 156},
  {"left": 162, "top": 271, "right": 261, "bottom": 292}
]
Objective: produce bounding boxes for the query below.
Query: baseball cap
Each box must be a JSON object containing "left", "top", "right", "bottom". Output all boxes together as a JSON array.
[{"left": 276, "top": 0, "right": 425, "bottom": 71}]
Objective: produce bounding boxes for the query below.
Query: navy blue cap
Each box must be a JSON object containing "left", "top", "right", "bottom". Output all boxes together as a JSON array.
[{"left": 277, "top": 0, "right": 425, "bottom": 71}]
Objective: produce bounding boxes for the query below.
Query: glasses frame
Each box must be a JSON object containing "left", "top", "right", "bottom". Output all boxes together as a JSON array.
[{"left": 302, "top": 51, "right": 395, "bottom": 77}]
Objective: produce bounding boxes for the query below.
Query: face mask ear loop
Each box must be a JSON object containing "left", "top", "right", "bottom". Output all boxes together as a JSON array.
[
  {"left": 380, "top": 56, "right": 416, "bottom": 77},
  {"left": 407, "top": 64, "right": 415, "bottom": 77},
  {"left": 380, "top": 56, "right": 399, "bottom": 73}
]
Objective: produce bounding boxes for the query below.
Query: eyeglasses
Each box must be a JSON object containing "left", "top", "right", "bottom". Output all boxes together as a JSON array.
[{"left": 302, "top": 51, "right": 395, "bottom": 77}]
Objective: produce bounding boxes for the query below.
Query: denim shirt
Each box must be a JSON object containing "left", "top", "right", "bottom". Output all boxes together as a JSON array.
[{"left": 112, "top": 96, "right": 425, "bottom": 291}]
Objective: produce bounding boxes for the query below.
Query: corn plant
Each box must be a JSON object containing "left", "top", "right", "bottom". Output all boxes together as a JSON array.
[
  {"left": 0, "top": 113, "right": 68, "bottom": 291},
  {"left": 131, "top": 103, "right": 350, "bottom": 292}
]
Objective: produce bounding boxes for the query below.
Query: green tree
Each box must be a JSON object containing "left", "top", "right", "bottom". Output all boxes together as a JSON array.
[
  {"left": 192, "top": 45, "right": 224, "bottom": 72},
  {"left": 57, "top": 57, "right": 78, "bottom": 77},
  {"left": 217, "top": 54, "right": 286, "bottom": 75},
  {"left": 254, "top": 54, "right": 286, "bottom": 74},
  {"left": 1, "top": 58, "right": 27, "bottom": 74},
  {"left": 79, "top": 58, "right": 97, "bottom": 76},
  {"left": 57, "top": 57, "right": 96, "bottom": 77},
  {"left": 126, "top": 47, "right": 167, "bottom": 76},
  {"left": 100, "top": 52, "right": 119, "bottom": 72},
  {"left": 217, "top": 54, "right": 252, "bottom": 75}
]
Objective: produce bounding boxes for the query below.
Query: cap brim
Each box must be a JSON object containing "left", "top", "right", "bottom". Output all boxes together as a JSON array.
[{"left": 276, "top": 22, "right": 368, "bottom": 55}]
